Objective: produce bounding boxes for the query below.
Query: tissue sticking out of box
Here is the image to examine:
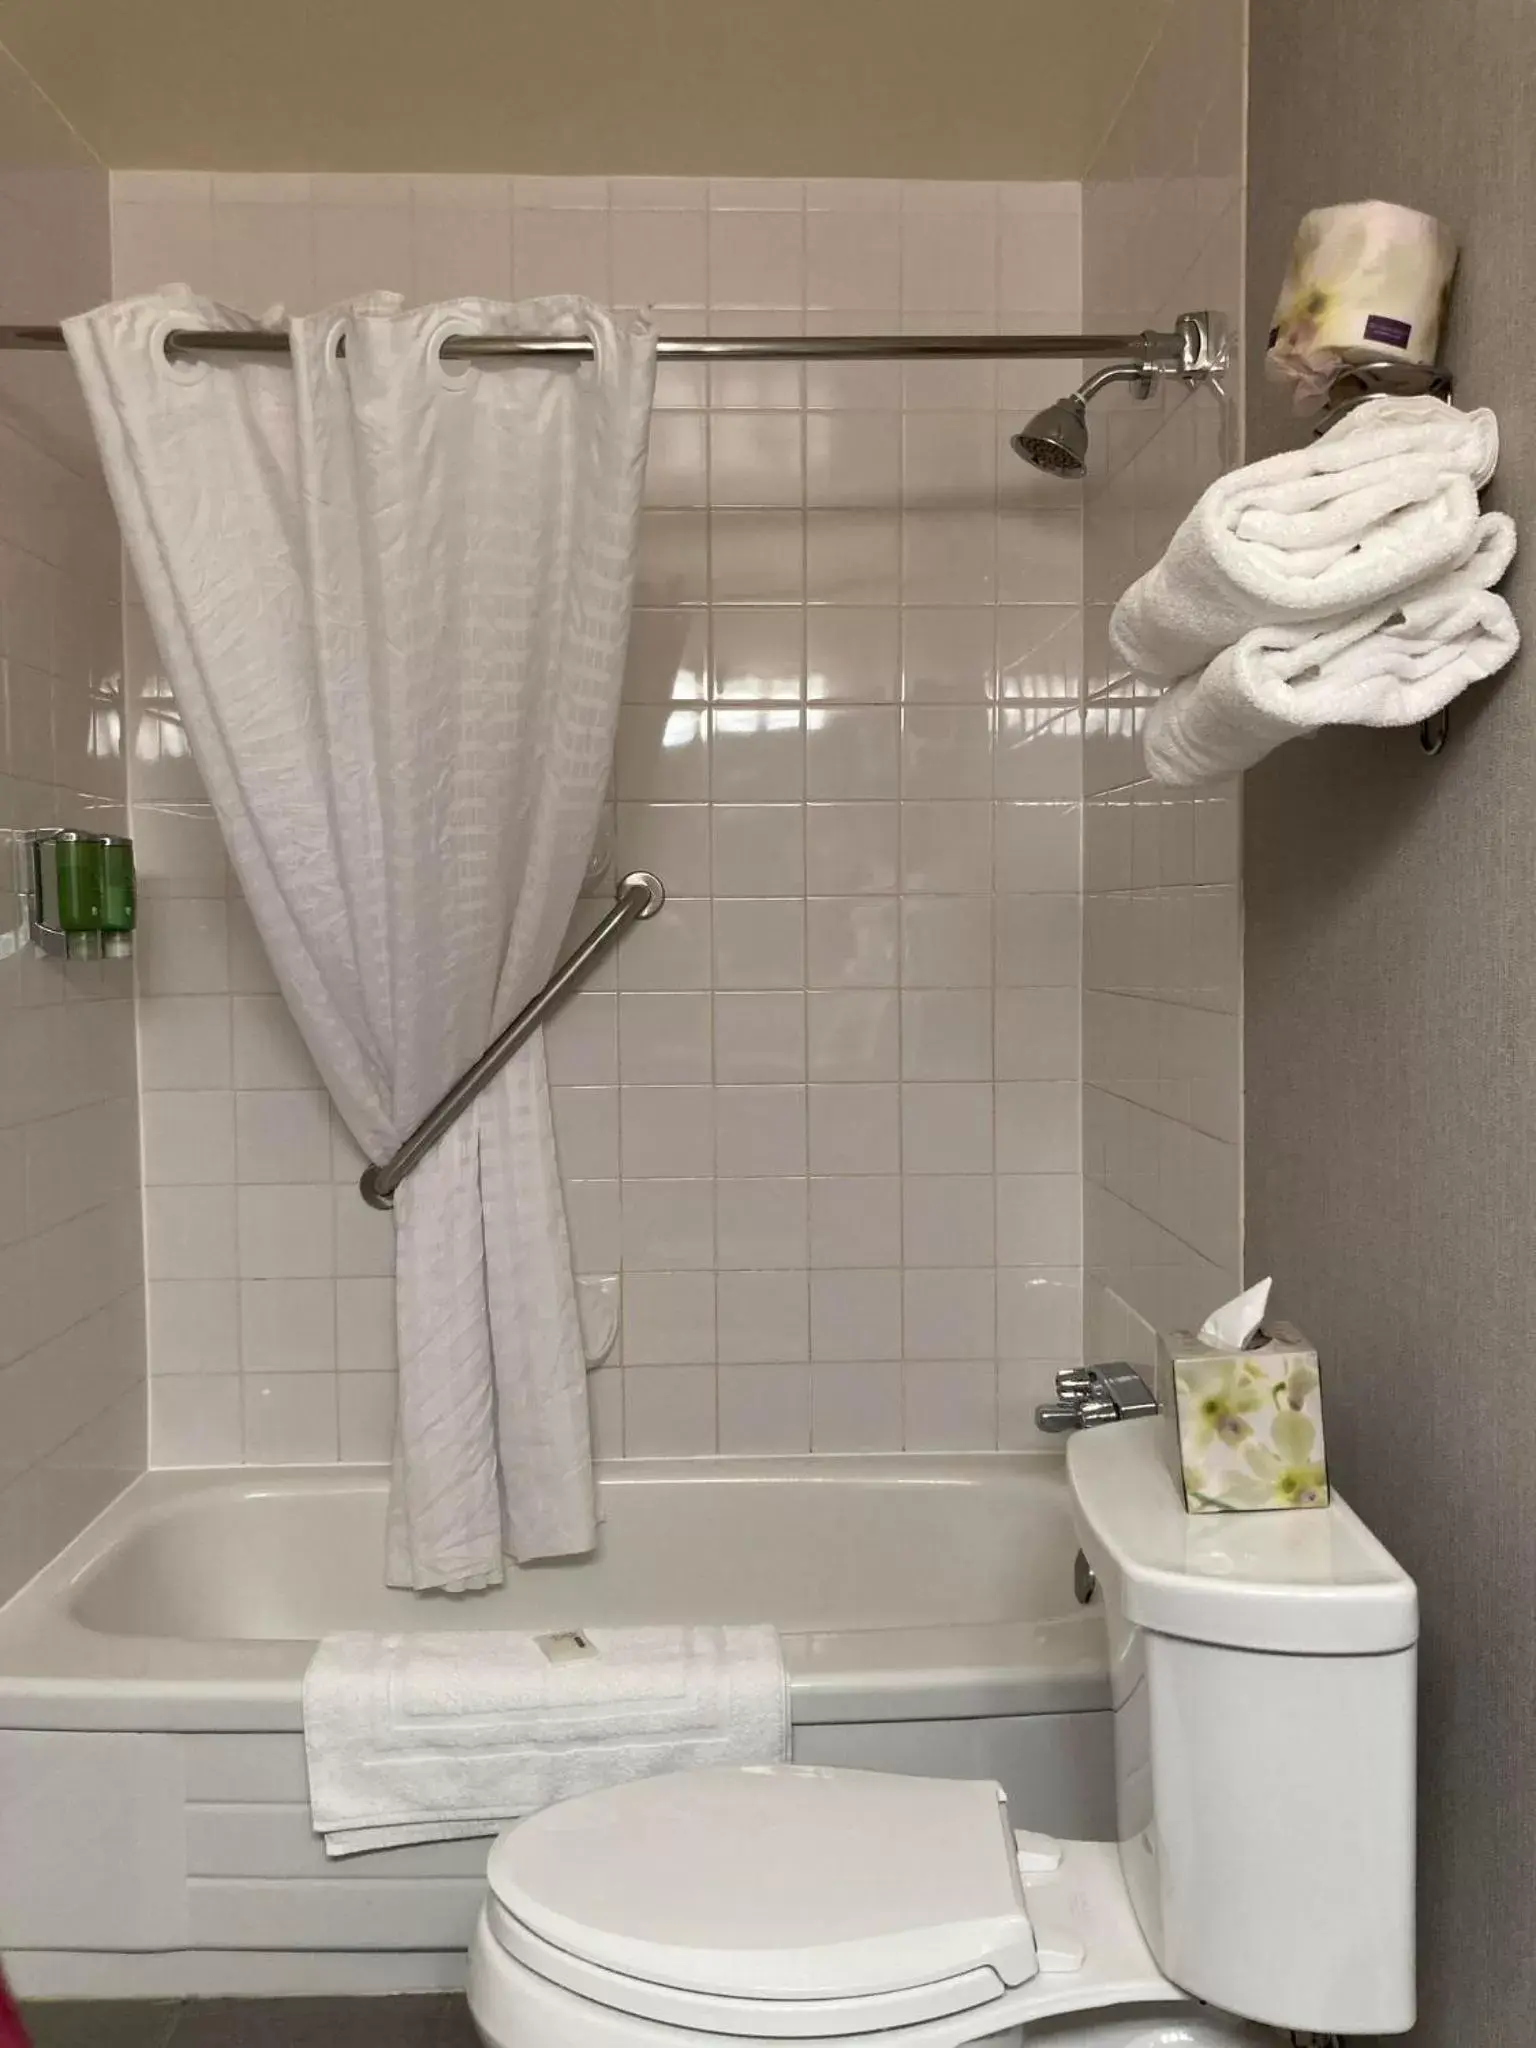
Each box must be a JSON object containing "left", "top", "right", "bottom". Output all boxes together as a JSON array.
[
  {"left": 1267, "top": 200, "right": 1458, "bottom": 414},
  {"left": 1158, "top": 1282, "right": 1329, "bottom": 1515},
  {"left": 1198, "top": 1276, "right": 1272, "bottom": 1352}
]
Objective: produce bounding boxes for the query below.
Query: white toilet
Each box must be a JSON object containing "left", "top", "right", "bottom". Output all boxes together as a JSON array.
[{"left": 467, "top": 1417, "right": 1418, "bottom": 2046}]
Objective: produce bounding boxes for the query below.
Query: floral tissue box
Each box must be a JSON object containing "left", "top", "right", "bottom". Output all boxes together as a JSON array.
[{"left": 1156, "top": 1322, "right": 1329, "bottom": 1514}]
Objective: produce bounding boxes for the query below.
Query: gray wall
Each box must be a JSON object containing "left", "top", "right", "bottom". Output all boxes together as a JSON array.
[{"left": 1245, "top": 6, "right": 1536, "bottom": 2042}]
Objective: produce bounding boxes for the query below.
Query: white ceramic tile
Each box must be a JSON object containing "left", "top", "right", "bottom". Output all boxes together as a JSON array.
[
  {"left": 152, "top": 1375, "right": 242, "bottom": 1466},
  {"left": 901, "top": 990, "right": 993, "bottom": 1081},
  {"left": 621, "top": 1178, "right": 715, "bottom": 1271},
  {"left": 708, "top": 210, "right": 804, "bottom": 309},
  {"left": 617, "top": 991, "right": 712, "bottom": 1083},
  {"left": 808, "top": 1083, "right": 901, "bottom": 1175},
  {"left": 805, "top": 211, "right": 900, "bottom": 311},
  {"left": 902, "top": 1175, "right": 997, "bottom": 1268},
  {"left": 711, "top": 805, "right": 805, "bottom": 898},
  {"left": 806, "top": 609, "right": 900, "bottom": 704},
  {"left": 242, "top": 1373, "right": 339, "bottom": 1464},
  {"left": 232, "top": 995, "right": 321, "bottom": 1090},
  {"left": 806, "top": 990, "right": 899, "bottom": 1082},
  {"left": 810, "top": 1269, "right": 902, "bottom": 1362},
  {"left": 710, "top": 513, "right": 804, "bottom": 605},
  {"left": 995, "top": 894, "right": 1082, "bottom": 987},
  {"left": 718, "top": 1270, "right": 809, "bottom": 1364},
  {"left": 806, "top": 512, "right": 900, "bottom": 606},
  {"left": 716, "top": 1086, "right": 808, "bottom": 1177},
  {"left": 805, "top": 707, "right": 899, "bottom": 800},
  {"left": 712, "top": 898, "right": 805, "bottom": 990},
  {"left": 901, "top": 708, "right": 993, "bottom": 799},
  {"left": 903, "top": 1361, "right": 998, "bottom": 1450},
  {"left": 337, "top": 1370, "right": 397, "bottom": 1462},
  {"left": 805, "top": 413, "right": 902, "bottom": 510},
  {"left": 234, "top": 1089, "right": 333, "bottom": 1183},
  {"left": 546, "top": 991, "right": 620, "bottom": 1086},
  {"left": 997, "top": 1175, "right": 1083, "bottom": 1266},
  {"left": 901, "top": 1083, "right": 994, "bottom": 1174},
  {"left": 566, "top": 1178, "right": 622, "bottom": 1275},
  {"left": 615, "top": 802, "right": 711, "bottom": 885},
  {"left": 995, "top": 802, "right": 1082, "bottom": 893},
  {"left": 146, "top": 1185, "right": 237, "bottom": 1281},
  {"left": 240, "top": 1278, "right": 335, "bottom": 1374},
  {"left": 620, "top": 1086, "right": 715, "bottom": 1179},
  {"left": 622, "top": 1273, "right": 716, "bottom": 1367},
  {"left": 709, "top": 707, "right": 805, "bottom": 801},
  {"left": 551, "top": 1087, "right": 620, "bottom": 1180},
  {"left": 616, "top": 706, "right": 709, "bottom": 801},
  {"left": 811, "top": 1359, "right": 904, "bottom": 1451},
  {"left": 804, "top": 804, "right": 898, "bottom": 895},
  {"left": 995, "top": 986, "right": 1080, "bottom": 1082},
  {"left": 709, "top": 413, "right": 803, "bottom": 509},
  {"left": 997, "top": 1266, "right": 1084, "bottom": 1358},
  {"left": 148, "top": 1279, "right": 239, "bottom": 1375},
  {"left": 903, "top": 1268, "right": 996, "bottom": 1360},
  {"left": 806, "top": 897, "right": 898, "bottom": 989},
  {"left": 711, "top": 610, "right": 804, "bottom": 703},
  {"left": 136, "top": 897, "right": 228, "bottom": 996},
  {"left": 713, "top": 992, "right": 807, "bottom": 1083},
  {"left": 139, "top": 996, "right": 232, "bottom": 1091},
  {"left": 237, "top": 1185, "right": 335, "bottom": 1280},
  {"left": 142, "top": 1091, "right": 236, "bottom": 1186},
  {"left": 996, "top": 1081, "right": 1080, "bottom": 1173},
  {"left": 900, "top": 896, "right": 992, "bottom": 987},
  {"left": 623, "top": 1365, "right": 716, "bottom": 1456},
  {"left": 337, "top": 1277, "right": 397, "bottom": 1374},
  {"left": 616, "top": 898, "right": 713, "bottom": 991},
  {"left": 715, "top": 1178, "right": 808, "bottom": 1270},
  {"left": 718, "top": 1362, "right": 811, "bottom": 1453},
  {"left": 809, "top": 1175, "right": 901, "bottom": 1268},
  {"left": 611, "top": 207, "right": 707, "bottom": 307}
]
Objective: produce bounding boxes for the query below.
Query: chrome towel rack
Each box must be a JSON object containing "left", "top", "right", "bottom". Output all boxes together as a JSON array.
[{"left": 359, "top": 871, "right": 665, "bottom": 1211}]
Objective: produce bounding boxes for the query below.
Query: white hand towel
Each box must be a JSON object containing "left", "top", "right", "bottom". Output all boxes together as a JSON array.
[
  {"left": 1143, "top": 516, "right": 1520, "bottom": 788},
  {"left": 303, "top": 1625, "right": 788, "bottom": 1857},
  {"left": 1111, "top": 396, "right": 1500, "bottom": 683}
]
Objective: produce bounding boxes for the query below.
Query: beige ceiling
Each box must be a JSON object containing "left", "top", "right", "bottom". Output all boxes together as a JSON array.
[{"left": 0, "top": 0, "right": 1171, "bottom": 178}]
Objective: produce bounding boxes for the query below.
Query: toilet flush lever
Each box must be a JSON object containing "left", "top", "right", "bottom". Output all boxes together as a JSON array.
[{"left": 1035, "top": 1364, "right": 1157, "bottom": 1434}]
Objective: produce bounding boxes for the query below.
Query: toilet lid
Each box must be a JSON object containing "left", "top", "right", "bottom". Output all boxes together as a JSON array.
[{"left": 486, "top": 1765, "right": 1039, "bottom": 2005}]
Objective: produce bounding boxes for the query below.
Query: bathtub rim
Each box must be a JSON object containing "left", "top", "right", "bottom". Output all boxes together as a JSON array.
[{"left": 0, "top": 1455, "right": 1109, "bottom": 1733}]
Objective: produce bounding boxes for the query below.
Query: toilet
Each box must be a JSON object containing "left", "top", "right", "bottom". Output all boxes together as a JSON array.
[{"left": 467, "top": 1417, "right": 1419, "bottom": 2046}]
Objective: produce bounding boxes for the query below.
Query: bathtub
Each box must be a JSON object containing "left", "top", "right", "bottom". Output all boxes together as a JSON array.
[{"left": 0, "top": 1453, "right": 1110, "bottom": 1999}]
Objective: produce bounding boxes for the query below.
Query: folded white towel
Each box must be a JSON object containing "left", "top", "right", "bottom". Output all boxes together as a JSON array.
[
  {"left": 1111, "top": 397, "right": 1501, "bottom": 683},
  {"left": 303, "top": 1624, "right": 788, "bottom": 1857},
  {"left": 1143, "top": 516, "right": 1520, "bottom": 787}
]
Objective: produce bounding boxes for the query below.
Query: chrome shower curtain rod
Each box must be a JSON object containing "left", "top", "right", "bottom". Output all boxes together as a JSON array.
[{"left": 0, "top": 322, "right": 1184, "bottom": 364}]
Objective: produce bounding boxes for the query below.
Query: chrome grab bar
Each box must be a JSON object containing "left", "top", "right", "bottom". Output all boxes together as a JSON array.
[{"left": 359, "top": 871, "right": 665, "bottom": 1211}]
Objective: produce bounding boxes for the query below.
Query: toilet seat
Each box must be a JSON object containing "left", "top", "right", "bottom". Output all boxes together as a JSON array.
[{"left": 483, "top": 1765, "right": 1038, "bottom": 2036}]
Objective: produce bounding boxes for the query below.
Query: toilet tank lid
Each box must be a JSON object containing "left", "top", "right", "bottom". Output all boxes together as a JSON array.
[{"left": 1067, "top": 1421, "right": 1418, "bottom": 1655}]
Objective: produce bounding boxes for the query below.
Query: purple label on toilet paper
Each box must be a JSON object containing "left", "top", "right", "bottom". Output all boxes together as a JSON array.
[{"left": 1364, "top": 313, "right": 1413, "bottom": 347}]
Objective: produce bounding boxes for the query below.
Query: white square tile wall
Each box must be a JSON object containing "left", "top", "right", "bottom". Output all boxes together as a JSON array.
[
  {"left": 0, "top": 53, "right": 145, "bottom": 1602},
  {"left": 1080, "top": 0, "right": 1247, "bottom": 1374},
  {"left": 115, "top": 167, "right": 1092, "bottom": 1463}
]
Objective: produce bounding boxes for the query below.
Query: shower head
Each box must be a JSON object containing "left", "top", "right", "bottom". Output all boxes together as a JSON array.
[
  {"left": 1010, "top": 395, "right": 1089, "bottom": 480},
  {"left": 1008, "top": 315, "right": 1228, "bottom": 480}
]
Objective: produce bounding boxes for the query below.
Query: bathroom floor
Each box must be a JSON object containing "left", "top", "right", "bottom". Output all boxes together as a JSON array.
[{"left": 20, "top": 1997, "right": 481, "bottom": 2045}]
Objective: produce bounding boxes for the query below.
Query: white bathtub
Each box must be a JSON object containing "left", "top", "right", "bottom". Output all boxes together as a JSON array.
[{"left": 0, "top": 1454, "right": 1111, "bottom": 1999}]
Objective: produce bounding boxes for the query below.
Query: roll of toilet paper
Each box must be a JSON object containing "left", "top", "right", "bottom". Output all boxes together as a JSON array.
[{"left": 1267, "top": 200, "right": 1458, "bottom": 413}]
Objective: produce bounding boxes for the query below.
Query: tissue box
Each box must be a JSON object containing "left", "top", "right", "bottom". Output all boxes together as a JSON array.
[{"left": 1156, "top": 1321, "right": 1329, "bottom": 1513}]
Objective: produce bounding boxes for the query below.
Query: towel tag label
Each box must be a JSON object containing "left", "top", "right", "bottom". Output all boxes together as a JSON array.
[
  {"left": 535, "top": 1629, "right": 598, "bottom": 1663},
  {"left": 1363, "top": 313, "right": 1413, "bottom": 347}
]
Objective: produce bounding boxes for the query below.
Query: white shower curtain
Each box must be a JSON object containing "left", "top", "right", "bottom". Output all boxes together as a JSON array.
[{"left": 67, "top": 290, "right": 656, "bottom": 1590}]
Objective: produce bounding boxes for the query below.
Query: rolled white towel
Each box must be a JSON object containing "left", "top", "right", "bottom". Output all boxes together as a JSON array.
[
  {"left": 1111, "top": 396, "right": 1500, "bottom": 684},
  {"left": 1143, "top": 514, "right": 1520, "bottom": 788}
]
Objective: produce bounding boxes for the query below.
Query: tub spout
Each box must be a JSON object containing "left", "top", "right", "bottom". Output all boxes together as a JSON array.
[{"left": 1034, "top": 1364, "right": 1157, "bottom": 1434}]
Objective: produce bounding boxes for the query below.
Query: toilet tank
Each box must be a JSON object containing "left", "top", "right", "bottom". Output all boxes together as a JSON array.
[{"left": 1068, "top": 1418, "right": 1417, "bottom": 2038}]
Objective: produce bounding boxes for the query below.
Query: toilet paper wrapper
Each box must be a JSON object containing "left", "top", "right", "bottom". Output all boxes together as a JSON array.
[
  {"left": 1267, "top": 200, "right": 1458, "bottom": 414},
  {"left": 1157, "top": 1317, "right": 1329, "bottom": 1515}
]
